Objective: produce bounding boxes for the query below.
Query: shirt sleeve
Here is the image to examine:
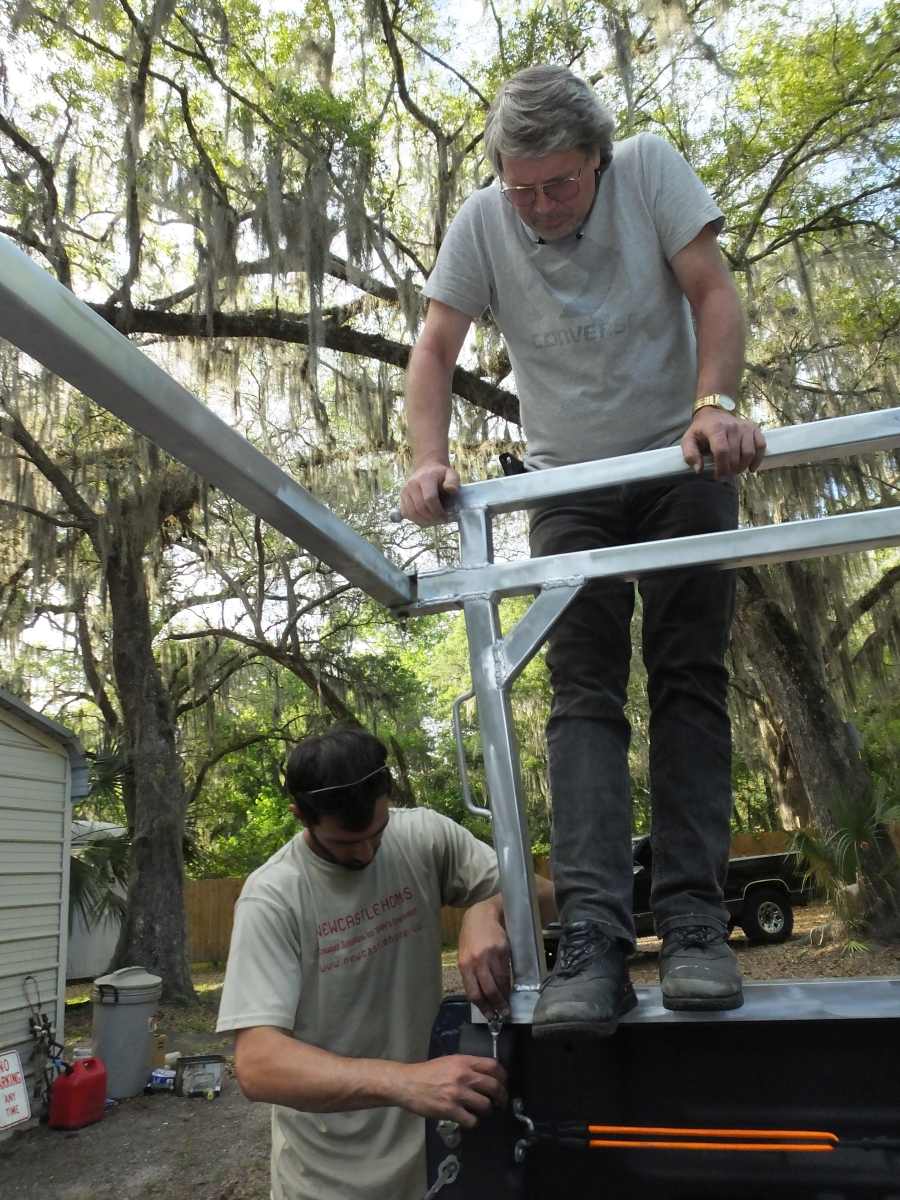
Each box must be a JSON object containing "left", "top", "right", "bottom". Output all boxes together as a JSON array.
[
  {"left": 422, "top": 190, "right": 494, "bottom": 319},
  {"left": 216, "top": 892, "right": 303, "bottom": 1033},
  {"left": 637, "top": 132, "right": 724, "bottom": 261},
  {"left": 430, "top": 812, "right": 500, "bottom": 908}
]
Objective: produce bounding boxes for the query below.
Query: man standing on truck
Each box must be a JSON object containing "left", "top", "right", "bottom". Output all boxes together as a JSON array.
[
  {"left": 217, "top": 724, "right": 555, "bottom": 1200},
  {"left": 400, "top": 64, "right": 766, "bottom": 1037}
]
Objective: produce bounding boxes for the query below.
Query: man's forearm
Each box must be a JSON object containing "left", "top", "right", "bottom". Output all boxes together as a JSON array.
[
  {"left": 235, "top": 1027, "right": 405, "bottom": 1112},
  {"left": 406, "top": 341, "right": 454, "bottom": 468},
  {"left": 693, "top": 282, "right": 745, "bottom": 401},
  {"left": 234, "top": 1025, "right": 507, "bottom": 1127}
]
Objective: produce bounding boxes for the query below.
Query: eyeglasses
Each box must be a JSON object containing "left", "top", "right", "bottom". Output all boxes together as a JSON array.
[{"left": 500, "top": 164, "right": 587, "bottom": 209}]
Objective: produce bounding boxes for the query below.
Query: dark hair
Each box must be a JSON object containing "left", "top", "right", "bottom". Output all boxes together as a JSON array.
[{"left": 284, "top": 726, "right": 392, "bottom": 831}]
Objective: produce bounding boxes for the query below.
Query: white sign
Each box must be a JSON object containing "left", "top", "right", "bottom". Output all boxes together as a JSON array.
[{"left": 0, "top": 1051, "right": 31, "bottom": 1130}]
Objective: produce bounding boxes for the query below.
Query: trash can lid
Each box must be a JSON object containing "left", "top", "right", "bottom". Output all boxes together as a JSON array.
[{"left": 92, "top": 965, "right": 163, "bottom": 1003}]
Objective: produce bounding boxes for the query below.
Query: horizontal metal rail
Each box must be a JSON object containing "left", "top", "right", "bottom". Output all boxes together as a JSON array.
[
  {"left": 410, "top": 507, "right": 900, "bottom": 614},
  {"left": 447, "top": 407, "right": 900, "bottom": 516},
  {"left": 0, "top": 235, "right": 412, "bottom": 609}
]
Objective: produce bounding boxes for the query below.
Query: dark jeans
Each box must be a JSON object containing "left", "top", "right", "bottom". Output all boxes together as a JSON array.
[{"left": 529, "top": 474, "right": 739, "bottom": 946}]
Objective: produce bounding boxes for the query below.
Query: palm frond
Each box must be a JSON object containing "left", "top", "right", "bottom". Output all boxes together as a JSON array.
[{"left": 69, "top": 833, "right": 130, "bottom": 933}]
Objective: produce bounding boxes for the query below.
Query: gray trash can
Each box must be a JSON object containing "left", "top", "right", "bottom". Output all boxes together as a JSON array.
[{"left": 91, "top": 966, "right": 163, "bottom": 1098}]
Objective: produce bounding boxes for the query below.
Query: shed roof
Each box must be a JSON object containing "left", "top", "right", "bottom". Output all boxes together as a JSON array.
[{"left": 0, "top": 688, "right": 91, "bottom": 800}]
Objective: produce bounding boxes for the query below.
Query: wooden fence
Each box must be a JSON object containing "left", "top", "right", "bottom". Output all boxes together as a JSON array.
[
  {"left": 183, "top": 835, "right": 817, "bottom": 963},
  {"left": 184, "top": 876, "right": 244, "bottom": 964},
  {"left": 184, "top": 856, "right": 554, "bottom": 963}
]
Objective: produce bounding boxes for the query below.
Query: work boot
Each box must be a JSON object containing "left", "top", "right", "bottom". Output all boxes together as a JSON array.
[
  {"left": 532, "top": 920, "right": 637, "bottom": 1039},
  {"left": 659, "top": 925, "right": 743, "bottom": 1011}
]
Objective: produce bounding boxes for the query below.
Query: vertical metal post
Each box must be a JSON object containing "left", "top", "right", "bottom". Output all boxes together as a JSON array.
[{"left": 457, "top": 510, "right": 546, "bottom": 1017}]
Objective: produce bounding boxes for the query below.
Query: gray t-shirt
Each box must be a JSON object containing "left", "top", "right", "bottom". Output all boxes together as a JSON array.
[
  {"left": 217, "top": 808, "right": 499, "bottom": 1200},
  {"left": 423, "top": 132, "right": 724, "bottom": 470}
]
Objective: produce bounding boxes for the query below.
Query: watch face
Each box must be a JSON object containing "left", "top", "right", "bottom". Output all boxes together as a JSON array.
[{"left": 712, "top": 394, "right": 736, "bottom": 412}]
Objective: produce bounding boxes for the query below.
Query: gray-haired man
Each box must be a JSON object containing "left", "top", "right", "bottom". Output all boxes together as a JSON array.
[{"left": 400, "top": 65, "right": 766, "bottom": 1038}]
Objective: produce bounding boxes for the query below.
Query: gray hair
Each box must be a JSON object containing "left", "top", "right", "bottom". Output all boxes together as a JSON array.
[{"left": 484, "top": 64, "right": 615, "bottom": 175}]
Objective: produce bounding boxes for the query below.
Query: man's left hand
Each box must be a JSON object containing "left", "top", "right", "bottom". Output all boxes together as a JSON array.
[
  {"left": 457, "top": 899, "right": 511, "bottom": 1016},
  {"left": 681, "top": 407, "right": 766, "bottom": 479}
]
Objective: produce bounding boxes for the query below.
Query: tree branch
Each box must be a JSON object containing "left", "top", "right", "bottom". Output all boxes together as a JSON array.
[
  {"left": 0, "top": 112, "right": 72, "bottom": 287},
  {"left": 169, "top": 626, "right": 361, "bottom": 724},
  {"left": 733, "top": 42, "right": 900, "bottom": 263},
  {"left": 75, "top": 598, "right": 120, "bottom": 732},
  {"left": 744, "top": 176, "right": 900, "bottom": 266},
  {"left": 396, "top": 27, "right": 489, "bottom": 107},
  {"left": 187, "top": 730, "right": 283, "bottom": 807},
  {"left": 825, "top": 563, "right": 900, "bottom": 657},
  {"left": 0, "top": 409, "right": 99, "bottom": 531},
  {"left": 89, "top": 304, "right": 521, "bottom": 422}
]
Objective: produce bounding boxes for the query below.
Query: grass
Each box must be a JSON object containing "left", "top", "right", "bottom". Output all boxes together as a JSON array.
[
  {"left": 64, "top": 963, "right": 227, "bottom": 1046},
  {"left": 64, "top": 957, "right": 465, "bottom": 1048}
]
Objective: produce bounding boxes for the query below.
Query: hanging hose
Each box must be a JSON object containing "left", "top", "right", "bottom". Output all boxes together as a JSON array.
[{"left": 23, "top": 974, "right": 67, "bottom": 1117}]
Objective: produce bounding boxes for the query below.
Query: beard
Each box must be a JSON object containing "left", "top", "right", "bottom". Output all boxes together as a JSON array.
[{"left": 307, "top": 828, "right": 377, "bottom": 871}]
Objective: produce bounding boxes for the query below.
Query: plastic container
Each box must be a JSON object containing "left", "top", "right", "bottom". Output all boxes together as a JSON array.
[
  {"left": 91, "top": 965, "right": 162, "bottom": 1098},
  {"left": 175, "top": 1054, "right": 226, "bottom": 1097},
  {"left": 48, "top": 1057, "right": 107, "bottom": 1129},
  {"left": 147, "top": 1067, "right": 176, "bottom": 1091}
]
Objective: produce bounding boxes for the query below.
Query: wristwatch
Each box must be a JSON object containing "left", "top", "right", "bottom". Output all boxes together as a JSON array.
[{"left": 692, "top": 393, "right": 737, "bottom": 416}]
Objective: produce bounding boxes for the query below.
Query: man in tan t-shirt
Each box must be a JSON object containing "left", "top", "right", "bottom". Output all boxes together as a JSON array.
[{"left": 217, "top": 724, "right": 555, "bottom": 1200}]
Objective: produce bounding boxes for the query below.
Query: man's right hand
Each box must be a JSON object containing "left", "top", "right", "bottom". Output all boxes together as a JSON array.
[
  {"left": 399, "top": 462, "right": 461, "bottom": 526},
  {"left": 392, "top": 1054, "right": 507, "bottom": 1128}
]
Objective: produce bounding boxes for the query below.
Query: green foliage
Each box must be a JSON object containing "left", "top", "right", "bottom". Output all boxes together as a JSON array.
[
  {"left": 483, "top": 1, "right": 601, "bottom": 86},
  {"left": 268, "top": 82, "right": 375, "bottom": 154},
  {"left": 856, "top": 690, "right": 900, "bottom": 810},
  {"left": 194, "top": 788, "right": 298, "bottom": 878},
  {"left": 1, "top": 0, "right": 897, "bottom": 908},
  {"left": 68, "top": 828, "right": 129, "bottom": 934},
  {"left": 792, "top": 784, "right": 900, "bottom": 931}
]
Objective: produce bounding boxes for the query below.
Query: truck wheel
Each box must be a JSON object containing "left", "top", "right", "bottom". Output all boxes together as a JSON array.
[{"left": 740, "top": 889, "right": 794, "bottom": 944}]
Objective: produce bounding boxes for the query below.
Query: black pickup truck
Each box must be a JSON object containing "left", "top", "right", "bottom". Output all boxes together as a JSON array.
[
  {"left": 630, "top": 834, "right": 813, "bottom": 944},
  {"left": 544, "top": 836, "right": 813, "bottom": 955}
]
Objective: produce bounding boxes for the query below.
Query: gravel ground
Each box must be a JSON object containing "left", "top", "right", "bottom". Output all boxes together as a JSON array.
[{"left": 4, "top": 903, "right": 898, "bottom": 1200}]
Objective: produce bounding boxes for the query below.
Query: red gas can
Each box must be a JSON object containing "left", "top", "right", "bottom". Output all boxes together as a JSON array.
[{"left": 48, "top": 1057, "right": 107, "bottom": 1130}]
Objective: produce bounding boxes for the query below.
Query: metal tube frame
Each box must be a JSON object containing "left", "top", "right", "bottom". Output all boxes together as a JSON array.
[
  {"left": 3, "top": 236, "right": 900, "bottom": 1022},
  {"left": 0, "top": 235, "right": 412, "bottom": 609},
  {"left": 437, "top": 433, "right": 899, "bottom": 1018}
]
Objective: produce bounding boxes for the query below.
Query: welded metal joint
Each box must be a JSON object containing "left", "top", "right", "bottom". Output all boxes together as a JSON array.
[
  {"left": 491, "top": 640, "right": 509, "bottom": 690},
  {"left": 542, "top": 574, "right": 586, "bottom": 591}
]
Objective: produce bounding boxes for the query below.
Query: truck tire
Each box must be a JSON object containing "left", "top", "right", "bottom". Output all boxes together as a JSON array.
[{"left": 740, "top": 888, "right": 794, "bottom": 944}]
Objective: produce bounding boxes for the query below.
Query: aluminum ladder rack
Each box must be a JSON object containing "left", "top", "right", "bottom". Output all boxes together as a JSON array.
[{"left": 2, "top": 234, "right": 899, "bottom": 1199}]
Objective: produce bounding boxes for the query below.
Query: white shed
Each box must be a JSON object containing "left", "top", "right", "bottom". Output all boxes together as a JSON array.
[
  {"left": 67, "top": 819, "right": 126, "bottom": 981},
  {"left": 0, "top": 688, "right": 89, "bottom": 1107}
]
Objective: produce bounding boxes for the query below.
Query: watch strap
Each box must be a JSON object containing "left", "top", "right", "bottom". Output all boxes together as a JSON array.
[{"left": 692, "top": 393, "right": 737, "bottom": 417}]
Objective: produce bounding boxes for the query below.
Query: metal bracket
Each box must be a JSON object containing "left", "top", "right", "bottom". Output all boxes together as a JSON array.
[
  {"left": 513, "top": 1097, "right": 536, "bottom": 1164},
  {"left": 424, "top": 1153, "right": 460, "bottom": 1199}
]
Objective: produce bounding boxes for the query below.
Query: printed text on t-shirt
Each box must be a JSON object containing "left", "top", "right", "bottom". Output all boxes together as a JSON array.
[{"left": 317, "top": 885, "right": 423, "bottom": 973}]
